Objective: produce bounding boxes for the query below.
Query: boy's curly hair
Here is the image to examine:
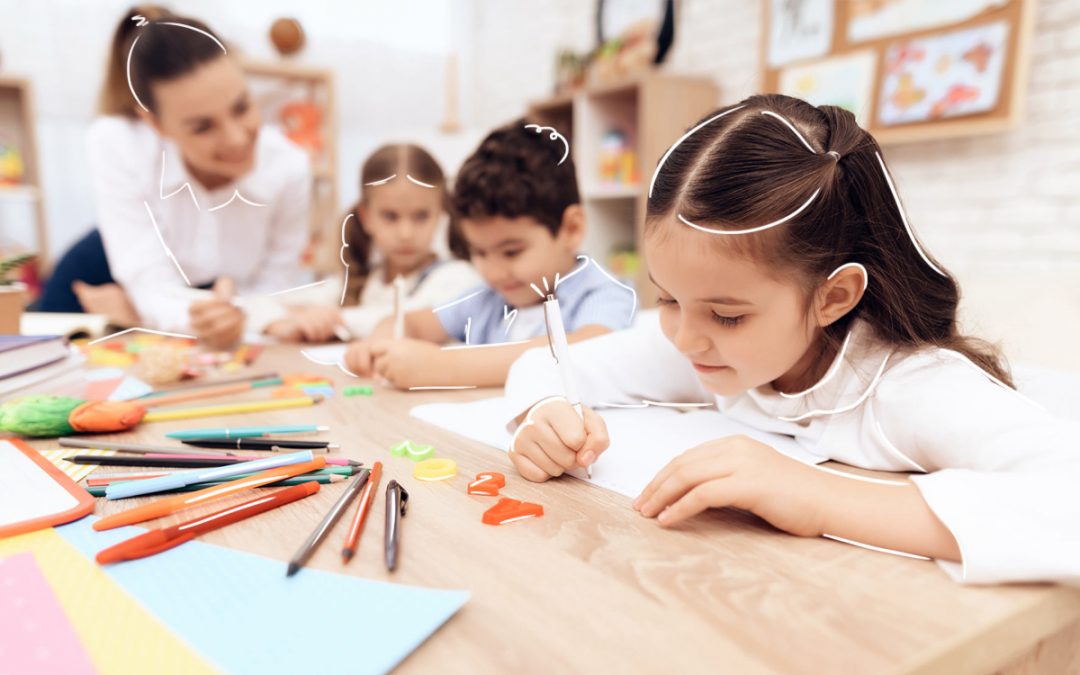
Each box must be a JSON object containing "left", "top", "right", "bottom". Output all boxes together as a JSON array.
[{"left": 450, "top": 119, "right": 580, "bottom": 236}]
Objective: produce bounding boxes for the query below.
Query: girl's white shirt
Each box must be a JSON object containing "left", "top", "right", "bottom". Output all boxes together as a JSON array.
[
  {"left": 504, "top": 311, "right": 1080, "bottom": 585},
  {"left": 289, "top": 258, "right": 482, "bottom": 338},
  {"left": 86, "top": 116, "right": 312, "bottom": 333}
]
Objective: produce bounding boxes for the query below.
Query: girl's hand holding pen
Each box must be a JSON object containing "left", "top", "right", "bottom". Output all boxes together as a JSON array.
[
  {"left": 509, "top": 397, "right": 608, "bottom": 482},
  {"left": 265, "top": 306, "right": 343, "bottom": 343}
]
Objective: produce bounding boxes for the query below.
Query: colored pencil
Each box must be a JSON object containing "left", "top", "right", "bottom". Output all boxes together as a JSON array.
[
  {"left": 87, "top": 466, "right": 355, "bottom": 486},
  {"left": 342, "top": 461, "right": 382, "bottom": 563},
  {"left": 286, "top": 468, "right": 371, "bottom": 576},
  {"left": 136, "top": 372, "right": 279, "bottom": 399},
  {"left": 180, "top": 438, "right": 338, "bottom": 451},
  {"left": 141, "top": 377, "right": 282, "bottom": 408},
  {"left": 58, "top": 437, "right": 231, "bottom": 457},
  {"left": 166, "top": 425, "right": 329, "bottom": 440},
  {"left": 105, "top": 451, "right": 316, "bottom": 500},
  {"left": 96, "top": 482, "right": 320, "bottom": 564},
  {"left": 69, "top": 454, "right": 360, "bottom": 469},
  {"left": 94, "top": 457, "right": 328, "bottom": 530},
  {"left": 86, "top": 474, "right": 346, "bottom": 497},
  {"left": 142, "top": 395, "right": 323, "bottom": 423}
]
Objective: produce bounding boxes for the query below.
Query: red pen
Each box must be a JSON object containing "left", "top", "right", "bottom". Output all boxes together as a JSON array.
[
  {"left": 96, "top": 482, "right": 320, "bottom": 564},
  {"left": 341, "top": 461, "right": 382, "bottom": 563}
]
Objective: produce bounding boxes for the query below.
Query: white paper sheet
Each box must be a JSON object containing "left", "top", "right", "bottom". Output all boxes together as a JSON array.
[{"left": 410, "top": 397, "right": 825, "bottom": 498}]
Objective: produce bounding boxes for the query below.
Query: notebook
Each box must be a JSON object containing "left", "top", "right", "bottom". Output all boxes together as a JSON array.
[{"left": 411, "top": 397, "right": 826, "bottom": 499}]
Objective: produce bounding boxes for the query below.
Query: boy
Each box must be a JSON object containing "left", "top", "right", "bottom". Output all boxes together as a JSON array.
[{"left": 344, "top": 120, "right": 636, "bottom": 388}]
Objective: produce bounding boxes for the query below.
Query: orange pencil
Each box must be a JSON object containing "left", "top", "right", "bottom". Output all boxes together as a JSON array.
[
  {"left": 93, "top": 457, "right": 327, "bottom": 530},
  {"left": 96, "top": 482, "right": 320, "bottom": 564},
  {"left": 342, "top": 461, "right": 382, "bottom": 563},
  {"left": 141, "top": 376, "right": 282, "bottom": 408}
]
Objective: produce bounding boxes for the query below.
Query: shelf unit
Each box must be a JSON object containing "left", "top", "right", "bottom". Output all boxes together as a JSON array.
[
  {"left": 241, "top": 59, "right": 339, "bottom": 276},
  {"left": 0, "top": 75, "right": 48, "bottom": 278},
  {"left": 528, "top": 73, "right": 719, "bottom": 306}
]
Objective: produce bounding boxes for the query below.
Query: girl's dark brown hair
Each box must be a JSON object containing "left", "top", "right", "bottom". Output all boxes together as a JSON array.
[
  {"left": 342, "top": 144, "right": 467, "bottom": 304},
  {"left": 646, "top": 93, "right": 1013, "bottom": 387},
  {"left": 98, "top": 8, "right": 227, "bottom": 117}
]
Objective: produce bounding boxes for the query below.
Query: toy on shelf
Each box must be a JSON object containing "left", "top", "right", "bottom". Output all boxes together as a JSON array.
[
  {"left": 281, "top": 101, "right": 323, "bottom": 154},
  {"left": 270, "top": 17, "right": 305, "bottom": 56},
  {"left": 0, "top": 136, "right": 24, "bottom": 186},
  {"left": 607, "top": 245, "right": 642, "bottom": 278},
  {"left": 597, "top": 129, "right": 639, "bottom": 187}
]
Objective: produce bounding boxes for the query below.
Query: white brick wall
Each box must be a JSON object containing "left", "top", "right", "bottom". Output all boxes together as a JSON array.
[{"left": 467, "top": 0, "right": 1080, "bottom": 372}]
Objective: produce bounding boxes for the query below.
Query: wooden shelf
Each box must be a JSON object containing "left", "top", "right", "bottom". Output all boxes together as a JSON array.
[
  {"left": 241, "top": 59, "right": 339, "bottom": 276},
  {"left": 528, "top": 73, "right": 720, "bottom": 306},
  {"left": 583, "top": 183, "right": 641, "bottom": 200},
  {"left": 0, "top": 75, "right": 48, "bottom": 271},
  {"left": 0, "top": 185, "right": 40, "bottom": 201}
]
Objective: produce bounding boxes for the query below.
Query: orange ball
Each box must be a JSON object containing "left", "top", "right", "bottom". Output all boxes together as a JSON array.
[{"left": 270, "top": 18, "right": 305, "bottom": 56}]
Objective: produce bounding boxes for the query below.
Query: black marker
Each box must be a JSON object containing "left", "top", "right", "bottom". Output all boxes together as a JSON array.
[{"left": 384, "top": 480, "right": 409, "bottom": 572}]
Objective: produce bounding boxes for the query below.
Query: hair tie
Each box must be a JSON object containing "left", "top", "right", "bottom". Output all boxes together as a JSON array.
[{"left": 827, "top": 150, "right": 841, "bottom": 161}]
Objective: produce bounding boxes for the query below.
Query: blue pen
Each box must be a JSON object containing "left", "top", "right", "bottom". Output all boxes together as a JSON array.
[
  {"left": 106, "top": 451, "right": 315, "bottom": 500},
  {"left": 166, "top": 425, "right": 330, "bottom": 440}
]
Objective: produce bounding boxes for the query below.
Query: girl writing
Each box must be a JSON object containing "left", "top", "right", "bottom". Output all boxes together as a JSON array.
[{"left": 504, "top": 94, "right": 1080, "bottom": 585}]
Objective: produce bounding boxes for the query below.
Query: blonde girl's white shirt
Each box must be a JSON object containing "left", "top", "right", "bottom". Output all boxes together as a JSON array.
[
  {"left": 344, "top": 259, "right": 482, "bottom": 337},
  {"left": 504, "top": 312, "right": 1080, "bottom": 586},
  {"left": 85, "top": 116, "right": 311, "bottom": 333},
  {"left": 279, "top": 258, "right": 482, "bottom": 338}
]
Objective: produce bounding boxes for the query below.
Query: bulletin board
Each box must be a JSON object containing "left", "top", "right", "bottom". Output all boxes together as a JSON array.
[{"left": 760, "top": 0, "right": 1037, "bottom": 144}]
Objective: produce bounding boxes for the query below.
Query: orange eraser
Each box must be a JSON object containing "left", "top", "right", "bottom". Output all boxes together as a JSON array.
[
  {"left": 481, "top": 497, "right": 543, "bottom": 526},
  {"left": 467, "top": 472, "right": 506, "bottom": 496}
]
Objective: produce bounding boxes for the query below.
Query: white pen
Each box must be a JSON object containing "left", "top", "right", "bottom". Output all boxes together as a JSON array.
[
  {"left": 543, "top": 293, "right": 591, "bottom": 479},
  {"left": 333, "top": 325, "right": 354, "bottom": 343},
  {"left": 392, "top": 275, "right": 407, "bottom": 339}
]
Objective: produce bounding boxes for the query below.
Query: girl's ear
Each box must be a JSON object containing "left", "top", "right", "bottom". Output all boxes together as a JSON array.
[
  {"left": 815, "top": 265, "right": 866, "bottom": 327},
  {"left": 556, "top": 204, "right": 586, "bottom": 251}
]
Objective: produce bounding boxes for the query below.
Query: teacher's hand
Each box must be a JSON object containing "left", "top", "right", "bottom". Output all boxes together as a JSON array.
[{"left": 190, "top": 277, "right": 245, "bottom": 349}]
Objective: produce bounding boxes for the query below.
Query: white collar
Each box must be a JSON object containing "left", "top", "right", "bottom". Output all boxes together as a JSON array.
[{"left": 158, "top": 135, "right": 271, "bottom": 207}]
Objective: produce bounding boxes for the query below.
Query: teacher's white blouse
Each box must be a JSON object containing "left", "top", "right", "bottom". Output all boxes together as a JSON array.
[
  {"left": 86, "top": 116, "right": 311, "bottom": 333},
  {"left": 504, "top": 312, "right": 1080, "bottom": 585}
]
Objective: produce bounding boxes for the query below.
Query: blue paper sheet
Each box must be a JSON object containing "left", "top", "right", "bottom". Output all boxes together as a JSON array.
[{"left": 57, "top": 517, "right": 469, "bottom": 675}]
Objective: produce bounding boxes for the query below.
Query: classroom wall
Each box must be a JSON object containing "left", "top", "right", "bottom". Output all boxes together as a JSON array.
[{"left": 466, "top": 0, "right": 1080, "bottom": 373}]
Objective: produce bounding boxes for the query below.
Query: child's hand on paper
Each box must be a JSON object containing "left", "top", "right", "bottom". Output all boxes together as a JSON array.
[
  {"left": 633, "top": 435, "right": 825, "bottom": 536},
  {"left": 370, "top": 338, "right": 444, "bottom": 389},
  {"left": 344, "top": 340, "right": 376, "bottom": 377},
  {"left": 190, "top": 277, "right": 245, "bottom": 349},
  {"left": 509, "top": 397, "right": 609, "bottom": 482},
  {"left": 265, "top": 307, "right": 343, "bottom": 343}
]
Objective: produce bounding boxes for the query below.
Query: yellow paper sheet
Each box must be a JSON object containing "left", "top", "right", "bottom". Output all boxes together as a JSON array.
[{"left": 0, "top": 528, "right": 217, "bottom": 675}]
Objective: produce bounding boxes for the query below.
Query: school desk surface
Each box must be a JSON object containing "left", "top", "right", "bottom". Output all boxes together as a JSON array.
[{"left": 25, "top": 344, "right": 1080, "bottom": 674}]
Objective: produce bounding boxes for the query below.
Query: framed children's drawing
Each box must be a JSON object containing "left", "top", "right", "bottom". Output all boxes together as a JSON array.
[{"left": 761, "top": 0, "right": 1037, "bottom": 144}]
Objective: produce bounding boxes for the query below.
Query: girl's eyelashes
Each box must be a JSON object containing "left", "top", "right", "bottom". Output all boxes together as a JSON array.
[
  {"left": 503, "top": 249, "right": 523, "bottom": 259},
  {"left": 655, "top": 296, "right": 677, "bottom": 306},
  {"left": 712, "top": 312, "right": 744, "bottom": 327}
]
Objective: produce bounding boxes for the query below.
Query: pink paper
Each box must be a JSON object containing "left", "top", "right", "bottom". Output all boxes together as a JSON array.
[{"left": 0, "top": 552, "right": 96, "bottom": 675}]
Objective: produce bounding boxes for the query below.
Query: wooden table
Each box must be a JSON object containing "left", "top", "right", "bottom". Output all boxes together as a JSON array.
[{"left": 28, "top": 346, "right": 1080, "bottom": 674}]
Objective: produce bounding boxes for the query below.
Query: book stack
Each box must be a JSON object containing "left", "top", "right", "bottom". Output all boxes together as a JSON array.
[{"left": 0, "top": 336, "right": 86, "bottom": 400}]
